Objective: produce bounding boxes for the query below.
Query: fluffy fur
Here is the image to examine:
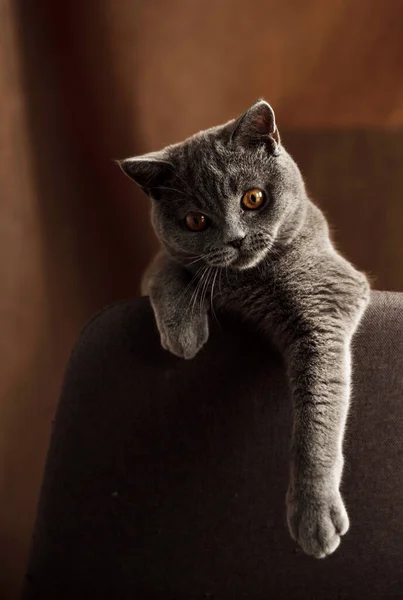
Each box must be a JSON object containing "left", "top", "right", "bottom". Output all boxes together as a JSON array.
[{"left": 119, "top": 100, "right": 370, "bottom": 558}]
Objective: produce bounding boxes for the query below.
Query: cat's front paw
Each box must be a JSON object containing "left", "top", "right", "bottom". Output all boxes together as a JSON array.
[
  {"left": 286, "top": 485, "right": 349, "bottom": 558},
  {"left": 156, "top": 310, "right": 209, "bottom": 360}
]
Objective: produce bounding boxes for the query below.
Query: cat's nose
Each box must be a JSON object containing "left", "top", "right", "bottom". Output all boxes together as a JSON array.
[{"left": 227, "top": 235, "right": 246, "bottom": 249}]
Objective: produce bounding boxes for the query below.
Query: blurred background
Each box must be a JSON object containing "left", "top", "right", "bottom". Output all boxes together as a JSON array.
[{"left": 1, "top": 0, "right": 403, "bottom": 597}]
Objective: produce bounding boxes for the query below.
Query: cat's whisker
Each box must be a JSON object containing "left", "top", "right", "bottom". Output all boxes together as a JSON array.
[
  {"left": 182, "top": 252, "right": 206, "bottom": 259},
  {"left": 186, "top": 266, "right": 204, "bottom": 319},
  {"left": 210, "top": 268, "right": 220, "bottom": 327},
  {"left": 225, "top": 265, "right": 235, "bottom": 293},
  {"left": 183, "top": 254, "right": 208, "bottom": 267},
  {"left": 218, "top": 267, "right": 223, "bottom": 296},
  {"left": 189, "top": 264, "right": 209, "bottom": 319},
  {"left": 176, "top": 263, "right": 206, "bottom": 309},
  {"left": 206, "top": 268, "right": 215, "bottom": 311},
  {"left": 200, "top": 266, "right": 213, "bottom": 315}
]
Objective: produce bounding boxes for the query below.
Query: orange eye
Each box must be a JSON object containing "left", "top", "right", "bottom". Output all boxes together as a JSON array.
[
  {"left": 185, "top": 212, "right": 208, "bottom": 231},
  {"left": 241, "top": 188, "right": 265, "bottom": 210}
]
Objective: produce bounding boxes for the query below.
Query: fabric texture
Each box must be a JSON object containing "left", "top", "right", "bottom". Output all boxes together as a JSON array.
[{"left": 23, "top": 291, "right": 403, "bottom": 599}]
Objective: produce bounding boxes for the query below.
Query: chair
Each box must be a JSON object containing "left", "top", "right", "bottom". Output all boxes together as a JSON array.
[{"left": 23, "top": 291, "right": 403, "bottom": 598}]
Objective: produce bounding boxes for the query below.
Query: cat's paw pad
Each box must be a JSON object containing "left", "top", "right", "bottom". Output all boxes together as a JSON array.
[
  {"left": 158, "top": 312, "right": 209, "bottom": 360},
  {"left": 286, "top": 488, "right": 349, "bottom": 558}
]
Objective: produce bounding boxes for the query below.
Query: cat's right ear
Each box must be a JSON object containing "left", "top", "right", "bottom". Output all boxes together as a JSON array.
[
  {"left": 230, "top": 100, "right": 280, "bottom": 154},
  {"left": 117, "top": 152, "right": 171, "bottom": 193}
]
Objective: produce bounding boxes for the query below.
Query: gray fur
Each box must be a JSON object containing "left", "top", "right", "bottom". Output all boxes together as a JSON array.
[{"left": 119, "top": 100, "right": 370, "bottom": 558}]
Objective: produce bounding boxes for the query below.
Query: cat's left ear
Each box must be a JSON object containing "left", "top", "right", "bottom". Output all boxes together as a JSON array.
[
  {"left": 231, "top": 100, "right": 280, "bottom": 154},
  {"left": 117, "top": 151, "right": 172, "bottom": 193}
]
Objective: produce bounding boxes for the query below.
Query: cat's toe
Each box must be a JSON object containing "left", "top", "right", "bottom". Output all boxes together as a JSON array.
[
  {"left": 299, "top": 515, "right": 341, "bottom": 558},
  {"left": 159, "top": 314, "right": 209, "bottom": 359},
  {"left": 331, "top": 501, "right": 350, "bottom": 536},
  {"left": 287, "top": 490, "right": 349, "bottom": 558}
]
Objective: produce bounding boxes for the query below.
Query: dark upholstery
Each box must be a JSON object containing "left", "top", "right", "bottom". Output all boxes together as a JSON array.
[{"left": 23, "top": 291, "right": 403, "bottom": 599}]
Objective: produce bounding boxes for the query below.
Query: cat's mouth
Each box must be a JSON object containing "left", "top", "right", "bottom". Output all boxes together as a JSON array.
[
  {"left": 205, "top": 241, "right": 271, "bottom": 270},
  {"left": 230, "top": 249, "right": 266, "bottom": 270},
  {"left": 207, "top": 248, "right": 267, "bottom": 270}
]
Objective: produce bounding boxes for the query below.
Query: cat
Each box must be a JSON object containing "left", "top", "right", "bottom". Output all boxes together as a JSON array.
[{"left": 118, "top": 100, "right": 370, "bottom": 559}]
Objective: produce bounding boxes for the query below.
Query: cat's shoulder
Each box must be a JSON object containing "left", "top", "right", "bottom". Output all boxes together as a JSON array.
[{"left": 277, "top": 201, "right": 368, "bottom": 294}]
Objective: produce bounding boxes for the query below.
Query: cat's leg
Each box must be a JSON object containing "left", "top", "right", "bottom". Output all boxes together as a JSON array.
[
  {"left": 145, "top": 252, "right": 209, "bottom": 359},
  {"left": 284, "top": 286, "right": 369, "bottom": 558}
]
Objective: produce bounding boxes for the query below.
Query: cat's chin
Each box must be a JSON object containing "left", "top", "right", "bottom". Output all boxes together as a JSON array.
[
  {"left": 205, "top": 248, "right": 269, "bottom": 270},
  {"left": 230, "top": 251, "right": 267, "bottom": 270}
]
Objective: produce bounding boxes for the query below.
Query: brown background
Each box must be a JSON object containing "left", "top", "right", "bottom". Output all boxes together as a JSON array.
[{"left": 1, "top": 1, "right": 403, "bottom": 597}]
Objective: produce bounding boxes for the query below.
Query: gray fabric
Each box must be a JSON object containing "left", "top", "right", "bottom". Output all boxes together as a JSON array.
[{"left": 23, "top": 291, "right": 403, "bottom": 599}]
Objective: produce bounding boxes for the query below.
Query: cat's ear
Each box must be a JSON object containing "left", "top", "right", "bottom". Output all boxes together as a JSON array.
[
  {"left": 117, "top": 151, "right": 172, "bottom": 193},
  {"left": 231, "top": 100, "right": 280, "bottom": 154}
]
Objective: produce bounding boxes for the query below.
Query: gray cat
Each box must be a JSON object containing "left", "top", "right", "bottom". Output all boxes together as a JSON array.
[{"left": 119, "top": 100, "right": 370, "bottom": 559}]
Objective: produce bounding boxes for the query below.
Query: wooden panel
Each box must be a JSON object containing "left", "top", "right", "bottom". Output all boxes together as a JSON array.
[{"left": 136, "top": 0, "right": 403, "bottom": 145}]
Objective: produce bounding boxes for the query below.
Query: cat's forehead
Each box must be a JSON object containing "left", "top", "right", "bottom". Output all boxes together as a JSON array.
[{"left": 172, "top": 129, "right": 271, "bottom": 199}]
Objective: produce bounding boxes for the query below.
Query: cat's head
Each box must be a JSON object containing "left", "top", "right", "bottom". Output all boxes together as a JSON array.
[{"left": 119, "top": 100, "right": 306, "bottom": 270}]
